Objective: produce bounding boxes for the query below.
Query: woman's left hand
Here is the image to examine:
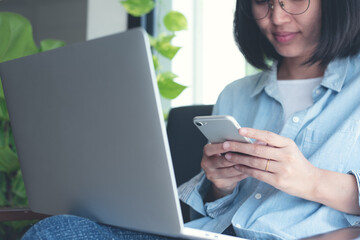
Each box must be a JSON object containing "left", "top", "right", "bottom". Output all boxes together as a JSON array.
[{"left": 223, "top": 127, "right": 320, "bottom": 200}]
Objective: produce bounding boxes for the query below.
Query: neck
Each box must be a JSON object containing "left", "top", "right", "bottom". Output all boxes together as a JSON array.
[{"left": 277, "top": 58, "right": 325, "bottom": 80}]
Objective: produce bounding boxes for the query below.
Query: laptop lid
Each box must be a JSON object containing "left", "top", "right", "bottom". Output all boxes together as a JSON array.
[{"left": 0, "top": 28, "right": 184, "bottom": 237}]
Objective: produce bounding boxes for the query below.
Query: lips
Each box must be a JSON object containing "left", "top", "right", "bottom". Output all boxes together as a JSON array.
[{"left": 273, "top": 32, "right": 298, "bottom": 43}]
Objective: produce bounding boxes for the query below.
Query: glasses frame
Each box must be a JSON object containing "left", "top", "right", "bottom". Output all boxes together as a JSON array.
[{"left": 253, "top": 0, "right": 311, "bottom": 20}]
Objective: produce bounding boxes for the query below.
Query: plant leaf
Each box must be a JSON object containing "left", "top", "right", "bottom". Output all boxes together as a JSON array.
[
  {"left": 152, "top": 55, "right": 160, "bottom": 72},
  {"left": 8, "top": 128, "right": 16, "bottom": 153},
  {"left": 0, "top": 12, "right": 38, "bottom": 63},
  {"left": 154, "top": 34, "right": 181, "bottom": 60},
  {"left": 0, "top": 122, "right": 5, "bottom": 148},
  {"left": 157, "top": 72, "right": 186, "bottom": 99},
  {"left": 148, "top": 34, "right": 157, "bottom": 47},
  {"left": 40, "top": 39, "right": 66, "bottom": 52},
  {"left": 120, "top": 0, "right": 155, "bottom": 17},
  {"left": 245, "top": 62, "right": 261, "bottom": 75},
  {"left": 0, "top": 77, "right": 4, "bottom": 99},
  {"left": 0, "top": 172, "right": 7, "bottom": 206},
  {"left": 0, "top": 16, "right": 11, "bottom": 59},
  {"left": 11, "top": 170, "right": 27, "bottom": 200},
  {"left": 157, "top": 72, "right": 178, "bottom": 82},
  {"left": 0, "top": 147, "right": 19, "bottom": 173},
  {"left": 164, "top": 11, "right": 188, "bottom": 32},
  {"left": 0, "top": 98, "right": 9, "bottom": 121}
]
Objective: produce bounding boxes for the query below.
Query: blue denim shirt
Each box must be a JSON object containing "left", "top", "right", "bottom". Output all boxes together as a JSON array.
[{"left": 178, "top": 55, "right": 360, "bottom": 240}]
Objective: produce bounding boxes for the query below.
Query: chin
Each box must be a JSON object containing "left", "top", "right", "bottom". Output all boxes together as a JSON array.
[{"left": 273, "top": 47, "right": 303, "bottom": 59}]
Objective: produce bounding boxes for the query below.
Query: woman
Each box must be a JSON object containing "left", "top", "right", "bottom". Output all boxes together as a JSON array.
[{"left": 23, "top": 0, "right": 360, "bottom": 239}]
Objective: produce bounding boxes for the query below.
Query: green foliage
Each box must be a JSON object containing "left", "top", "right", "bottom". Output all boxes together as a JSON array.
[
  {"left": 121, "top": 0, "right": 187, "bottom": 100},
  {"left": 164, "top": 11, "right": 187, "bottom": 32},
  {"left": 0, "top": 11, "right": 65, "bottom": 238},
  {"left": 120, "top": 0, "right": 156, "bottom": 17},
  {"left": 0, "top": 173, "right": 7, "bottom": 206},
  {"left": 245, "top": 63, "right": 261, "bottom": 76},
  {"left": 0, "top": 97, "right": 9, "bottom": 121},
  {"left": 0, "top": 220, "right": 38, "bottom": 240},
  {"left": 0, "top": 12, "right": 38, "bottom": 63},
  {"left": 0, "top": 147, "right": 19, "bottom": 173},
  {"left": 152, "top": 34, "right": 181, "bottom": 60},
  {"left": 12, "top": 170, "right": 27, "bottom": 203},
  {"left": 152, "top": 55, "right": 160, "bottom": 71},
  {"left": 40, "top": 39, "right": 66, "bottom": 52},
  {"left": 157, "top": 72, "right": 186, "bottom": 99}
]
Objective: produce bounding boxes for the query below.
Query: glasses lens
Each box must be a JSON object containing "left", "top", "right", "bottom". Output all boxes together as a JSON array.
[
  {"left": 252, "top": 0, "right": 270, "bottom": 20},
  {"left": 251, "top": 0, "right": 310, "bottom": 19},
  {"left": 280, "top": 0, "right": 310, "bottom": 15}
]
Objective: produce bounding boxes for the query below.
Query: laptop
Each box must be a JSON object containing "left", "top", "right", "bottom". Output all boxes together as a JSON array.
[{"left": 0, "top": 28, "right": 242, "bottom": 240}]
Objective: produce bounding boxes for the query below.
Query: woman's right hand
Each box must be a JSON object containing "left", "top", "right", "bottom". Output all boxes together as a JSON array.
[{"left": 201, "top": 142, "right": 248, "bottom": 201}]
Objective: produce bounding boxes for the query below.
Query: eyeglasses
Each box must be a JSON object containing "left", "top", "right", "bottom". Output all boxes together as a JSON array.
[{"left": 252, "top": 0, "right": 311, "bottom": 20}]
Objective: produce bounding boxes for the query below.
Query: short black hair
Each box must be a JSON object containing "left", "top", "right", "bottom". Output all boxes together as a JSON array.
[{"left": 234, "top": 0, "right": 360, "bottom": 70}]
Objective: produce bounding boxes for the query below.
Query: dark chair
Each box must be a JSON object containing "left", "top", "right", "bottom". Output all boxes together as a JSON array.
[{"left": 166, "top": 105, "right": 213, "bottom": 222}]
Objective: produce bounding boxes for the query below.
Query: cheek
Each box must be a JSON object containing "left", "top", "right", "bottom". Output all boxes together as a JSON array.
[
  {"left": 304, "top": 2, "right": 322, "bottom": 41},
  {"left": 255, "top": 20, "right": 272, "bottom": 39},
  {"left": 304, "top": 18, "right": 321, "bottom": 45}
]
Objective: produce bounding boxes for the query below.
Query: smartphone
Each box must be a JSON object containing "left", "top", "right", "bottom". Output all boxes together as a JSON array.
[{"left": 193, "top": 115, "right": 253, "bottom": 144}]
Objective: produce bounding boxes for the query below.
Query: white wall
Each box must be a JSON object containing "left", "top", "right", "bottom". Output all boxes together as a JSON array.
[
  {"left": 87, "top": 0, "right": 128, "bottom": 40},
  {"left": 171, "top": 0, "right": 246, "bottom": 107}
]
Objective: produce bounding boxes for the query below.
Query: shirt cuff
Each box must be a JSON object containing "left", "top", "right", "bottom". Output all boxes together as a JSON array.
[
  {"left": 178, "top": 171, "right": 210, "bottom": 216},
  {"left": 344, "top": 170, "right": 360, "bottom": 226},
  {"left": 178, "top": 171, "right": 241, "bottom": 218},
  {"left": 204, "top": 183, "right": 240, "bottom": 218}
]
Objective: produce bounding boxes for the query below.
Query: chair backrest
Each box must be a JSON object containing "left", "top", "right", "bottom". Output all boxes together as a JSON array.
[
  {"left": 167, "top": 105, "right": 213, "bottom": 186},
  {"left": 166, "top": 105, "right": 213, "bottom": 222}
]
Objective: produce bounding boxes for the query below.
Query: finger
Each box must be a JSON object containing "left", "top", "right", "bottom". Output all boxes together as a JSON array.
[
  {"left": 203, "top": 143, "right": 227, "bottom": 157},
  {"left": 205, "top": 166, "right": 246, "bottom": 180},
  {"left": 202, "top": 155, "right": 237, "bottom": 169},
  {"left": 234, "top": 164, "right": 275, "bottom": 185},
  {"left": 223, "top": 141, "right": 283, "bottom": 161},
  {"left": 225, "top": 153, "right": 279, "bottom": 173},
  {"left": 254, "top": 140, "right": 267, "bottom": 146},
  {"left": 239, "top": 128, "right": 290, "bottom": 148},
  {"left": 213, "top": 174, "right": 248, "bottom": 187}
]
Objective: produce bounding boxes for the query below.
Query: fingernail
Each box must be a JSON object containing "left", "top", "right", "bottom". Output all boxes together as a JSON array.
[
  {"left": 225, "top": 153, "right": 231, "bottom": 160},
  {"left": 223, "top": 142, "right": 230, "bottom": 150},
  {"left": 240, "top": 128, "right": 247, "bottom": 135}
]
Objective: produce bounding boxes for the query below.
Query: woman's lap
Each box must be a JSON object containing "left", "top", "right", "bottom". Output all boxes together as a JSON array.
[{"left": 22, "top": 215, "right": 180, "bottom": 240}]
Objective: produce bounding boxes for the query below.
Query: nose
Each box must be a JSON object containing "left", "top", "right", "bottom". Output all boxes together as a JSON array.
[{"left": 269, "top": 0, "right": 291, "bottom": 25}]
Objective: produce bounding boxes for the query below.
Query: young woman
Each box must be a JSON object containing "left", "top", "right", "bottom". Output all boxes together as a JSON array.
[{"left": 23, "top": 0, "right": 360, "bottom": 239}]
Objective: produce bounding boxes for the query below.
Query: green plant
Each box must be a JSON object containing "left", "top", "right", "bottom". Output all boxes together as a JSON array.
[
  {"left": 120, "top": 0, "right": 187, "bottom": 100},
  {"left": 0, "top": 12, "right": 65, "bottom": 239}
]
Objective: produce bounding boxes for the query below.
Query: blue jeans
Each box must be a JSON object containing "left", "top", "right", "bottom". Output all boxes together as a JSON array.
[
  {"left": 22, "top": 215, "right": 182, "bottom": 240},
  {"left": 22, "top": 215, "right": 235, "bottom": 239}
]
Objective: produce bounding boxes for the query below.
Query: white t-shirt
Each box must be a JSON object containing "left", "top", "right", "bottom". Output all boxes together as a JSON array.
[{"left": 277, "top": 77, "right": 322, "bottom": 121}]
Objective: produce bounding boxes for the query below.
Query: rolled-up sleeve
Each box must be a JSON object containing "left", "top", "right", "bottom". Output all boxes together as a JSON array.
[
  {"left": 178, "top": 171, "right": 241, "bottom": 219},
  {"left": 344, "top": 170, "right": 360, "bottom": 225},
  {"left": 178, "top": 171, "right": 210, "bottom": 216}
]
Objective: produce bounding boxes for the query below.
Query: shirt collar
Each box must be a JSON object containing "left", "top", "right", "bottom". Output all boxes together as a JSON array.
[
  {"left": 251, "top": 63, "right": 277, "bottom": 98},
  {"left": 320, "top": 57, "right": 349, "bottom": 92},
  {"left": 250, "top": 57, "right": 350, "bottom": 97}
]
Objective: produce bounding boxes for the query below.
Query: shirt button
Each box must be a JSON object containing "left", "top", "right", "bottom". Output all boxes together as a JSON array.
[
  {"left": 292, "top": 116, "right": 300, "bottom": 123},
  {"left": 315, "top": 89, "right": 321, "bottom": 94},
  {"left": 255, "top": 193, "right": 262, "bottom": 200}
]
